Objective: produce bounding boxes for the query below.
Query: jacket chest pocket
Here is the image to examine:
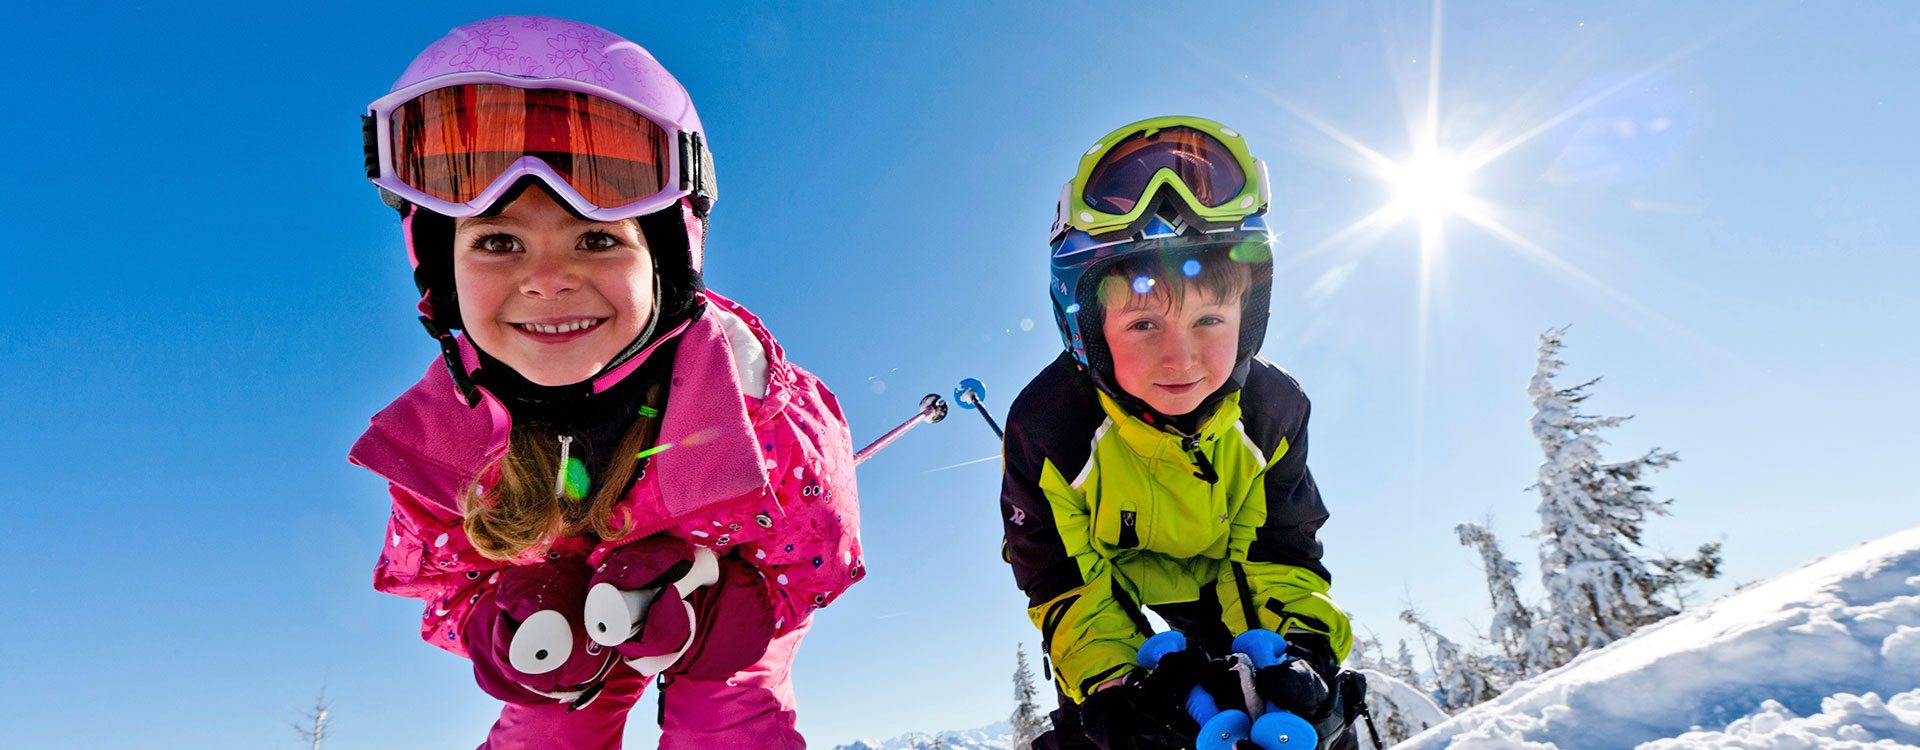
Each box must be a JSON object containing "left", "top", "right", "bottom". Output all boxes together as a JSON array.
[
  {"left": 1088, "top": 454, "right": 1228, "bottom": 558},
  {"left": 1098, "top": 458, "right": 1228, "bottom": 556}
]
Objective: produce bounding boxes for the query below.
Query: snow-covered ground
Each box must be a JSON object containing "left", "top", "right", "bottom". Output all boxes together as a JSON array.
[
  {"left": 1396, "top": 526, "right": 1920, "bottom": 750},
  {"left": 834, "top": 719, "right": 1012, "bottom": 749}
]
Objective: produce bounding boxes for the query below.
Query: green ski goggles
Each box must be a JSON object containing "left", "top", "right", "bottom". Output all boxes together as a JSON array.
[{"left": 1051, "top": 115, "right": 1270, "bottom": 242}]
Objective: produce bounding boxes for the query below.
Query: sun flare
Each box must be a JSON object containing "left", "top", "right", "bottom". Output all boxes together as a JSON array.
[{"left": 1389, "top": 150, "right": 1473, "bottom": 225}]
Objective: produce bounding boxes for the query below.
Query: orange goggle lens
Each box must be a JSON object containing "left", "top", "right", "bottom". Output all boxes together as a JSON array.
[{"left": 390, "top": 84, "right": 670, "bottom": 208}]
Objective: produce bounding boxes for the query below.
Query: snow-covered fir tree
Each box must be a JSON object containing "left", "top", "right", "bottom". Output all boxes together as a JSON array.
[
  {"left": 1009, "top": 644, "right": 1046, "bottom": 750},
  {"left": 1402, "top": 609, "right": 1503, "bottom": 711},
  {"left": 1344, "top": 632, "right": 1388, "bottom": 672},
  {"left": 1527, "top": 327, "right": 1686, "bottom": 668},
  {"left": 1393, "top": 639, "right": 1421, "bottom": 685},
  {"left": 1456, "top": 521, "right": 1546, "bottom": 675}
]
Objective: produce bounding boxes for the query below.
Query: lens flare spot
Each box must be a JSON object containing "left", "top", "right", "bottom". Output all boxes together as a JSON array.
[
  {"left": 561, "top": 456, "right": 590, "bottom": 501},
  {"left": 1132, "top": 276, "right": 1155, "bottom": 295},
  {"left": 1228, "top": 239, "right": 1273, "bottom": 263},
  {"left": 1019, "top": 318, "right": 1035, "bottom": 331},
  {"left": 634, "top": 443, "right": 675, "bottom": 460},
  {"left": 1066, "top": 303, "right": 1082, "bottom": 315},
  {"left": 1182, "top": 259, "right": 1202, "bottom": 277}
]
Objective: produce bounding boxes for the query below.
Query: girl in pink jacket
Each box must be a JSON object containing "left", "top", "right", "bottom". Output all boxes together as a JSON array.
[{"left": 349, "top": 16, "right": 861, "bottom": 749}]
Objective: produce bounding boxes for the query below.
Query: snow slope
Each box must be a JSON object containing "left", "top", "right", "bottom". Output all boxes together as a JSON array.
[{"left": 1397, "top": 526, "right": 1920, "bottom": 750}]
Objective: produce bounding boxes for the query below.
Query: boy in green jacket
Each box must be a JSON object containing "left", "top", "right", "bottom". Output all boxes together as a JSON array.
[{"left": 1002, "top": 117, "right": 1355, "bottom": 750}]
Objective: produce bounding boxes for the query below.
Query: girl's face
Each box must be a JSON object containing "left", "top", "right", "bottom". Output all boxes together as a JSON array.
[
  {"left": 1099, "top": 280, "right": 1243, "bottom": 417},
  {"left": 452, "top": 188, "right": 655, "bottom": 386}
]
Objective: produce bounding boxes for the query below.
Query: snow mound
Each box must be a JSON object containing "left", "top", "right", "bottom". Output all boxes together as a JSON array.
[
  {"left": 1397, "top": 526, "right": 1920, "bottom": 750},
  {"left": 834, "top": 720, "right": 1012, "bottom": 750},
  {"left": 1361, "top": 668, "right": 1451, "bottom": 744},
  {"left": 1639, "top": 689, "right": 1920, "bottom": 749}
]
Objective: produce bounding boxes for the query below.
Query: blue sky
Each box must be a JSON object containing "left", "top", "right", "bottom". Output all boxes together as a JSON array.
[{"left": 3, "top": 2, "right": 1917, "bottom": 748}]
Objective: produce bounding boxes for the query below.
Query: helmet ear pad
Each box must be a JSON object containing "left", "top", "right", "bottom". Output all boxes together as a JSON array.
[{"left": 407, "top": 206, "right": 462, "bottom": 329}]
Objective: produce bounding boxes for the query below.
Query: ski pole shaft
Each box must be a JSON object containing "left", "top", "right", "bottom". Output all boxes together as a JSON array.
[
  {"left": 854, "top": 394, "right": 948, "bottom": 465},
  {"left": 954, "top": 378, "right": 1005, "bottom": 439},
  {"left": 967, "top": 398, "right": 1004, "bottom": 439}
]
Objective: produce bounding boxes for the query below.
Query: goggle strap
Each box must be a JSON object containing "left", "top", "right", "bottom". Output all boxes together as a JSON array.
[
  {"left": 361, "top": 114, "right": 380, "bottom": 180},
  {"left": 679, "top": 131, "right": 717, "bottom": 217}
]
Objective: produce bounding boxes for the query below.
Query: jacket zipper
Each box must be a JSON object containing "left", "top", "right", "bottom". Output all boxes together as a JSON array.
[{"left": 1179, "top": 433, "right": 1219, "bottom": 484}]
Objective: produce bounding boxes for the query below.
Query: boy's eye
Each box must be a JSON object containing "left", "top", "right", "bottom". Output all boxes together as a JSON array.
[
  {"left": 1126, "top": 319, "right": 1158, "bottom": 332},
  {"left": 471, "top": 234, "right": 520, "bottom": 254},
  {"left": 1197, "top": 315, "right": 1227, "bottom": 326}
]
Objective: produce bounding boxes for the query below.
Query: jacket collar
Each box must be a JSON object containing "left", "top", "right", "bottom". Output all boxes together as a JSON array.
[{"left": 348, "top": 292, "right": 780, "bottom": 519}]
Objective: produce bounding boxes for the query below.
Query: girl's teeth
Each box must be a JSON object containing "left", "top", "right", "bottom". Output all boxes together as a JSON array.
[{"left": 522, "top": 319, "right": 600, "bottom": 334}]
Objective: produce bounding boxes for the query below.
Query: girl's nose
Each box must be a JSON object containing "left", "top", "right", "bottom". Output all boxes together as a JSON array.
[{"left": 520, "top": 251, "right": 580, "bottom": 299}]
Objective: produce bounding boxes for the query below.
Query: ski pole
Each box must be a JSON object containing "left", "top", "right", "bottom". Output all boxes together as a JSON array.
[
  {"left": 854, "top": 394, "right": 949, "bottom": 465},
  {"left": 953, "top": 377, "right": 1004, "bottom": 440}
]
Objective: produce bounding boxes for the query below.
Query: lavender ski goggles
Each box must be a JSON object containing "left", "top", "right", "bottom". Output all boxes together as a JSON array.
[{"left": 364, "top": 72, "right": 710, "bottom": 221}]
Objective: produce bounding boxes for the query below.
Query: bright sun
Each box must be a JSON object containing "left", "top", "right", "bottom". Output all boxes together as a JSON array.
[{"left": 1389, "top": 150, "right": 1473, "bottom": 224}]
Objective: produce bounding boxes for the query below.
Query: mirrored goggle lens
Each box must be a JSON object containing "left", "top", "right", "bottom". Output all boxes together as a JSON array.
[
  {"left": 390, "top": 84, "right": 670, "bottom": 208},
  {"left": 1081, "top": 126, "right": 1247, "bottom": 215}
]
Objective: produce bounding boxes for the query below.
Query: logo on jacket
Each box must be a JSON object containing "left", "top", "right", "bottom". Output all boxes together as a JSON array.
[{"left": 1009, "top": 507, "right": 1027, "bottom": 526}]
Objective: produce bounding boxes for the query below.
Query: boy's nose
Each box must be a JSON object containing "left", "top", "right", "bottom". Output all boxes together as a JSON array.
[{"left": 1162, "top": 332, "right": 1201, "bottom": 368}]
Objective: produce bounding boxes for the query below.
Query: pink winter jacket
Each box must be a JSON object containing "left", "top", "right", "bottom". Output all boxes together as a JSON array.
[{"left": 349, "top": 292, "right": 862, "bottom": 658}]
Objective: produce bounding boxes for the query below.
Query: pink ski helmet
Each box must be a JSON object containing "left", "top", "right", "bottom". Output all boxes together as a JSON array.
[{"left": 363, "top": 15, "right": 715, "bottom": 341}]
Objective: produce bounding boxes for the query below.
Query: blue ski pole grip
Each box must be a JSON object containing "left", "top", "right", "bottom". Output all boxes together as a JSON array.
[
  {"left": 1137, "top": 631, "right": 1256, "bottom": 750},
  {"left": 1231, "top": 630, "right": 1319, "bottom": 749},
  {"left": 1198, "top": 709, "right": 1253, "bottom": 750},
  {"left": 1138, "top": 630, "right": 1188, "bottom": 669},
  {"left": 1250, "top": 711, "right": 1317, "bottom": 748},
  {"left": 1231, "top": 629, "right": 1289, "bottom": 668}
]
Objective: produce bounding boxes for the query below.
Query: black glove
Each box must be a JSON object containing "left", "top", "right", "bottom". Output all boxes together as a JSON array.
[
  {"left": 1252, "top": 633, "right": 1337, "bottom": 721},
  {"left": 1079, "top": 674, "right": 1198, "bottom": 750},
  {"left": 1141, "top": 642, "right": 1211, "bottom": 706}
]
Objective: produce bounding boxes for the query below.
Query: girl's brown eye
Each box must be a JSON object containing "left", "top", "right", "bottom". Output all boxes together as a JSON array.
[
  {"left": 473, "top": 234, "right": 519, "bottom": 254},
  {"left": 580, "top": 232, "right": 619, "bottom": 251}
]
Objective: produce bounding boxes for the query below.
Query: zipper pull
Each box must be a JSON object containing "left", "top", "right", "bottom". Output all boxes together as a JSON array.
[
  {"left": 1181, "top": 434, "right": 1219, "bottom": 484},
  {"left": 554, "top": 435, "right": 574, "bottom": 498}
]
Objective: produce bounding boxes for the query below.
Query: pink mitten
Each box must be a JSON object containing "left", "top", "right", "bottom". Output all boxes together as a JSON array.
[
  {"left": 584, "top": 535, "right": 775, "bottom": 679},
  {"left": 463, "top": 557, "right": 618, "bottom": 705}
]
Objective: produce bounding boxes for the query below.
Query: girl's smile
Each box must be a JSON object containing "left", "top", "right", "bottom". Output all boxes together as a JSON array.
[{"left": 452, "top": 187, "right": 656, "bottom": 386}]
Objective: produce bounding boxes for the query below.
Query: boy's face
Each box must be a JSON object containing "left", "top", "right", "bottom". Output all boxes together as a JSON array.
[{"left": 1099, "top": 278, "right": 1243, "bottom": 417}]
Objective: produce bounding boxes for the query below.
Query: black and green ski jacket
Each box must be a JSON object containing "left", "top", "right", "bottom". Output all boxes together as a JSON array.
[{"left": 1001, "top": 353, "right": 1352, "bottom": 703}]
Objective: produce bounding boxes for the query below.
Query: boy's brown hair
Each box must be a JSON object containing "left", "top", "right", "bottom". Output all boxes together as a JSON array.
[{"left": 1093, "top": 242, "right": 1259, "bottom": 315}]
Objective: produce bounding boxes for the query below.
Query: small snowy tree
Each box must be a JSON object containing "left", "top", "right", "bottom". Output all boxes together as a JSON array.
[
  {"left": 1010, "top": 644, "right": 1046, "bottom": 750},
  {"left": 1527, "top": 327, "right": 1686, "bottom": 668},
  {"left": 1344, "top": 632, "right": 1388, "bottom": 672},
  {"left": 1401, "top": 609, "right": 1502, "bottom": 711},
  {"left": 1456, "top": 521, "right": 1547, "bottom": 675},
  {"left": 1654, "top": 541, "right": 1725, "bottom": 611},
  {"left": 1392, "top": 639, "right": 1421, "bottom": 685},
  {"left": 292, "top": 686, "right": 331, "bottom": 750}
]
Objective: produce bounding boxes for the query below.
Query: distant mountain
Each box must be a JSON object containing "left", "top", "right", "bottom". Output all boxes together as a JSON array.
[{"left": 835, "top": 719, "right": 1012, "bottom": 750}]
